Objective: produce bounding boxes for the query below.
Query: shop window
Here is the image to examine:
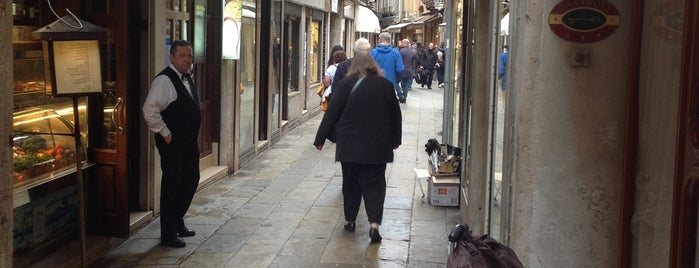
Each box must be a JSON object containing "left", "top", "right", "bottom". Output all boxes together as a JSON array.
[
  {"left": 308, "top": 20, "right": 321, "bottom": 83},
  {"left": 285, "top": 17, "right": 300, "bottom": 92},
  {"left": 239, "top": 2, "right": 257, "bottom": 150}
]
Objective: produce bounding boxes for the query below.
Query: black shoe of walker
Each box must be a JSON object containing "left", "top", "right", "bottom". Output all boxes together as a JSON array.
[
  {"left": 344, "top": 222, "right": 356, "bottom": 232},
  {"left": 369, "top": 228, "right": 382, "bottom": 243},
  {"left": 177, "top": 227, "right": 196, "bottom": 237},
  {"left": 161, "top": 236, "right": 186, "bottom": 248}
]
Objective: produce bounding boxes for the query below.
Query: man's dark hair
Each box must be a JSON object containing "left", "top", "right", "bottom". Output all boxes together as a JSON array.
[{"left": 170, "top": 40, "right": 192, "bottom": 55}]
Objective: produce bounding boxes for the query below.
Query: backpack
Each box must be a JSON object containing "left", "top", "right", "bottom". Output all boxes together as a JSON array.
[{"left": 447, "top": 224, "right": 524, "bottom": 268}]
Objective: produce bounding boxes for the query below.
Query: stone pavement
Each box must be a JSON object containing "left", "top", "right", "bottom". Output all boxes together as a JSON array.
[{"left": 93, "top": 86, "right": 460, "bottom": 267}]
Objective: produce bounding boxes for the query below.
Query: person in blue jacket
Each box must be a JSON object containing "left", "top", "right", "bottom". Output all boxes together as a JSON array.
[
  {"left": 371, "top": 32, "right": 405, "bottom": 102},
  {"left": 497, "top": 45, "right": 509, "bottom": 91}
]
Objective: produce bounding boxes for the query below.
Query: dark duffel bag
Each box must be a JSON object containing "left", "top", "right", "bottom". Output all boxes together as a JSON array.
[{"left": 447, "top": 224, "right": 524, "bottom": 268}]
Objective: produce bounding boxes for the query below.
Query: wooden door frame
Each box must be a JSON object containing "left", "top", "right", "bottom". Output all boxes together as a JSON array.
[
  {"left": 83, "top": 0, "right": 132, "bottom": 238},
  {"left": 671, "top": 0, "right": 699, "bottom": 266},
  {"left": 618, "top": 0, "right": 644, "bottom": 266}
]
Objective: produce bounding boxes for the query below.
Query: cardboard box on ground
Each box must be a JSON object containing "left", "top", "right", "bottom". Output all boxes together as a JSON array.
[
  {"left": 425, "top": 142, "right": 462, "bottom": 206},
  {"left": 428, "top": 175, "right": 460, "bottom": 206}
]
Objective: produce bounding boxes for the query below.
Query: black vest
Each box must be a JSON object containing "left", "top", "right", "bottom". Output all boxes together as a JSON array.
[{"left": 157, "top": 67, "right": 201, "bottom": 142}]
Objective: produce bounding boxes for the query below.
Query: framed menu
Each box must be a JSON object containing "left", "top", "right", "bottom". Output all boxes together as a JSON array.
[{"left": 46, "top": 40, "right": 103, "bottom": 96}]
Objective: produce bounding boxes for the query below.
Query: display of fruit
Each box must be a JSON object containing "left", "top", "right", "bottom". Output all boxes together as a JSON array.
[{"left": 12, "top": 134, "right": 75, "bottom": 177}]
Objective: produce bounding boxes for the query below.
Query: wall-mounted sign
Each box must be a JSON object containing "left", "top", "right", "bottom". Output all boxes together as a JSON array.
[{"left": 549, "top": 0, "right": 620, "bottom": 43}]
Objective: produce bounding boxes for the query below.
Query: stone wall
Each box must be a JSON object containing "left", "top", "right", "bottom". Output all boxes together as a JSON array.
[
  {"left": 1, "top": 0, "right": 14, "bottom": 266},
  {"left": 507, "top": 0, "right": 630, "bottom": 266}
]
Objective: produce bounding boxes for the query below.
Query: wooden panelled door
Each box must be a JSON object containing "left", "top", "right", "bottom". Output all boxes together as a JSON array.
[{"left": 671, "top": 0, "right": 699, "bottom": 265}]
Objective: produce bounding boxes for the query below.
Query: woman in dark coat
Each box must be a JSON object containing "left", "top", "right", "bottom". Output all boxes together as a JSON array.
[{"left": 313, "top": 53, "right": 402, "bottom": 243}]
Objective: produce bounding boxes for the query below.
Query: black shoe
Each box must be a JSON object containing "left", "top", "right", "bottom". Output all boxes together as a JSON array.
[
  {"left": 344, "top": 221, "right": 356, "bottom": 232},
  {"left": 369, "top": 228, "right": 382, "bottom": 243},
  {"left": 177, "top": 226, "right": 196, "bottom": 237},
  {"left": 161, "top": 236, "right": 186, "bottom": 248}
]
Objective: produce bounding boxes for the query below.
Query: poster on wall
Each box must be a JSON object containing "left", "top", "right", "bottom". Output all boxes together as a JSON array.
[{"left": 222, "top": 0, "right": 242, "bottom": 59}]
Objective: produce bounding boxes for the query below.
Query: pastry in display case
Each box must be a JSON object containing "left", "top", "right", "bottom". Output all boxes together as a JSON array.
[
  {"left": 13, "top": 41, "right": 51, "bottom": 110},
  {"left": 12, "top": 108, "right": 86, "bottom": 189}
]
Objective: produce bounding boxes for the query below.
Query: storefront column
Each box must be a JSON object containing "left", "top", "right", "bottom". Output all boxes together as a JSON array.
[
  {"left": 1, "top": 0, "right": 14, "bottom": 265},
  {"left": 506, "top": 0, "right": 629, "bottom": 266}
]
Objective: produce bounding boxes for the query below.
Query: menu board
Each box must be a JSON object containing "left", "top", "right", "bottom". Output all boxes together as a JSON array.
[{"left": 51, "top": 40, "right": 103, "bottom": 96}]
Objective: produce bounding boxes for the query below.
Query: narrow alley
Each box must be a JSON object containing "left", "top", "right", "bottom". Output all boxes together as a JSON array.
[{"left": 91, "top": 86, "right": 461, "bottom": 267}]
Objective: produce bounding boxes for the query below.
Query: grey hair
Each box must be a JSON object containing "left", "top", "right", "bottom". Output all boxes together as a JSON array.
[
  {"left": 353, "top": 38, "right": 372, "bottom": 55},
  {"left": 170, "top": 40, "right": 192, "bottom": 55},
  {"left": 378, "top": 32, "right": 391, "bottom": 43}
]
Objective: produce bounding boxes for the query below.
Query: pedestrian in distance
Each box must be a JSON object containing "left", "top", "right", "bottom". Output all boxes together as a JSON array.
[
  {"left": 313, "top": 52, "right": 402, "bottom": 244},
  {"left": 497, "top": 45, "right": 509, "bottom": 104},
  {"left": 330, "top": 38, "right": 373, "bottom": 100},
  {"left": 321, "top": 50, "right": 348, "bottom": 111},
  {"left": 436, "top": 42, "right": 446, "bottom": 88},
  {"left": 498, "top": 45, "right": 509, "bottom": 91},
  {"left": 371, "top": 32, "right": 405, "bottom": 103},
  {"left": 399, "top": 39, "right": 417, "bottom": 102},
  {"left": 327, "top": 44, "right": 344, "bottom": 67},
  {"left": 416, "top": 42, "right": 437, "bottom": 89},
  {"left": 142, "top": 40, "right": 201, "bottom": 248}
]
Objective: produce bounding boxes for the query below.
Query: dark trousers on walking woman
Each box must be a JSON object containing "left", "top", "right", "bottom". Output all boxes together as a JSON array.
[{"left": 341, "top": 162, "right": 387, "bottom": 225}]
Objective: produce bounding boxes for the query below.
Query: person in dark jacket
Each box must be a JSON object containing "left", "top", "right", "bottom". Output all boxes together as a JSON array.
[
  {"left": 399, "top": 39, "right": 416, "bottom": 102},
  {"left": 313, "top": 52, "right": 402, "bottom": 243},
  {"left": 142, "top": 40, "right": 200, "bottom": 248},
  {"left": 416, "top": 42, "right": 438, "bottom": 89}
]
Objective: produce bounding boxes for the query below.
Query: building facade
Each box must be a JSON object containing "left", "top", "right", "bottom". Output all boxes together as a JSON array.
[{"left": 5, "top": 0, "right": 697, "bottom": 266}]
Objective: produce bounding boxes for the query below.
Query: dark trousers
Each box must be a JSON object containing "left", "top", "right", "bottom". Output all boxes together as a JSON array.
[
  {"left": 155, "top": 135, "right": 200, "bottom": 238},
  {"left": 341, "top": 162, "right": 387, "bottom": 224},
  {"left": 423, "top": 68, "right": 434, "bottom": 88},
  {"left": 436, "top": 68, "right": 445, "bottom": 84}
]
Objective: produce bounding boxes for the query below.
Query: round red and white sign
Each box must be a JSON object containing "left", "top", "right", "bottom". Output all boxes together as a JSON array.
[{"left": 549, "top": 0, "right": 620, "bottom": 43}]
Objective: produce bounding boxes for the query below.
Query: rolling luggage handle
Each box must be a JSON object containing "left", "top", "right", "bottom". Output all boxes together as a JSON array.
[{"left": 448, "top": 224, "right": 467, "bottom": 255}]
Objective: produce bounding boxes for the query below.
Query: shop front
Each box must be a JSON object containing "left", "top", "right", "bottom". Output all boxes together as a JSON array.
[
  {"left": 4, "top": 0, "right": 346, "bottom": 265},
  {"left": 8, "top": 0, "right": 224, "bottom": 265},
  {"left": 8, "top": 0, "right": 138, "bottom": 265}
]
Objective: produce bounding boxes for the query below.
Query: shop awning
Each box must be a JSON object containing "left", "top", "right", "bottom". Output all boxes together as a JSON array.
[
  {"left": 412, "top": 13, "right": 442, "bottom": 25},
  {"left": 355, "top": 6, "right": 381, "bottom": 33},
  {"left": 383, "top": 22, "right": 412, "bottom": 33}
]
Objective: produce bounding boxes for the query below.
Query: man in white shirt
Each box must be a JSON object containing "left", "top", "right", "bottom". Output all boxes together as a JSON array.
[{"left": 142, "top": 40, "right": 200, "bottom": 248}]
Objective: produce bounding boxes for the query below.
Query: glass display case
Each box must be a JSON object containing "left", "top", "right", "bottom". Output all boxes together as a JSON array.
[
  {"left": 12, "top": 108, "right": 86, "bottom": 191},
  {"left": 12, "top": 39, "right": 89, "bottom": 192}
]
